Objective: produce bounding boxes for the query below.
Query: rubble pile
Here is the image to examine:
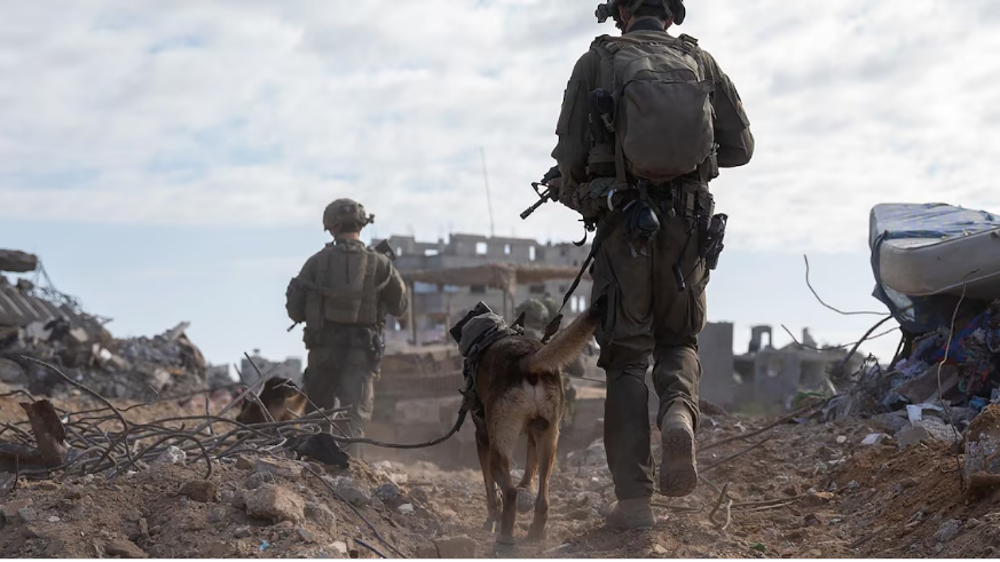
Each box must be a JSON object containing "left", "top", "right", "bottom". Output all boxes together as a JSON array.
[{"left": 0, "top": 250, "right": 210, "bottom": 401}]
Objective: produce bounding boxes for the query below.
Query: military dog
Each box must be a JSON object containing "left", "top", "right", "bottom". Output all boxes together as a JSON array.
[
  {"left": 235, "top": 377, "right": 308, "bottom": 425},
  {"left": 468, "top": 301, "right": 603, "bottom": 549}
]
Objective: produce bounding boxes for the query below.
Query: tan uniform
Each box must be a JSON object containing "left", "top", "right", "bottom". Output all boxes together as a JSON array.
[
  {"left": 551, "top": 20, "right": 753, "bottom": 500},
  {"left": 286, "top": 239, "right": 408, "bottom": 456}
]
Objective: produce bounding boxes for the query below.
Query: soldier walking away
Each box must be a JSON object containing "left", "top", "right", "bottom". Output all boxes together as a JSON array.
[
  {"left": 549, "top": 0, "right": 754, "bottom": 529},
  {"left": 285, "top": 199, "right": 409, "bottom": 458}
]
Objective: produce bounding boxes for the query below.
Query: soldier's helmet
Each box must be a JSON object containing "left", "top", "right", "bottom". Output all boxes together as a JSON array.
[
  {"left": 515, "top": 299, "right": 551, "bottom": 332},
  {"left": 596, "top": 0, "right": 685, "bottom": 26},
  {"left": 323, "top": 198, "right": 373, "bottom": 232}
]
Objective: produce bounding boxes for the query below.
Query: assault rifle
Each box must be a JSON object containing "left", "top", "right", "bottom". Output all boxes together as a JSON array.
[
  {"left": 374, "top": 239, "right": 397, "bottom": 262},
  {"left": 520, "top": 166, "right": 562, "bottom": 220}
]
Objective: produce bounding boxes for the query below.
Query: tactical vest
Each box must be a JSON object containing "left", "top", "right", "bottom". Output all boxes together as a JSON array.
[{"left": 304, "top": 242, "right": 382, "bottom": 330}]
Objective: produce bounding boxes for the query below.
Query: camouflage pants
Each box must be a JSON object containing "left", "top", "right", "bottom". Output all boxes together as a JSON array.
[
  {"left": 303, "top": 346, "right": 375, "bottom": 459},
  {"left": 590, "top": 192, "right": 710, "bottom": 501}
]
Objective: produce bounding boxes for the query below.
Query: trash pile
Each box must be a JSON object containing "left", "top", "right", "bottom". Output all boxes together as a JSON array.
[
  {"left": 0, "top": 249, "right": 209, "bottom": 401},
  {"left": 825, "top": 203, "right": 1000, "bottom": 446}
]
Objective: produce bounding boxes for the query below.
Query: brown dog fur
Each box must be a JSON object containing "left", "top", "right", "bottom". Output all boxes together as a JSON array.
[
  {"left": 473, "top": 304, "right": 603, "bottom": 547},
  {"left": 235, "top": 377, "right": 308, "bottom": 425}
]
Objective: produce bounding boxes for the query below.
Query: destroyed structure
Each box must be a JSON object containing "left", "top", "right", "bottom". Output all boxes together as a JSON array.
[
  {"left": 374, "top": 233, "right": 592, "bottom": 346},
  {"left": 0, "top": 249, "right": 209, "bottom": 401}
]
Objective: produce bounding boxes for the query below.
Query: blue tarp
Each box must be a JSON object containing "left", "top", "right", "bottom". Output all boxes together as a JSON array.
[{"left": 869, "top": 203, "right": 1000, "bottom": 333}]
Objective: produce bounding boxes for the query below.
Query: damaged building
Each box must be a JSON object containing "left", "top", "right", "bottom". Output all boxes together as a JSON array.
[{"left": 0, "top": 249, "right": 209, "bottom": 401}]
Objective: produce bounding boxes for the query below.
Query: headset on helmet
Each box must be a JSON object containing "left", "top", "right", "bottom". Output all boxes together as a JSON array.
[
  {"left": 322, "top": 198, "right": 374, "bottom": 232},
  {"left": 595, "top": 0, "right": 685, "bottom": 28}
]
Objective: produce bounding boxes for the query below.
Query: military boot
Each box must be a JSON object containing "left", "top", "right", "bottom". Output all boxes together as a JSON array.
[
  {"left": 604, "top": 498, "right": 655, "bottom": 530},
  {"left": 659, "top": 401, "right": 698, "bottom": 497}
]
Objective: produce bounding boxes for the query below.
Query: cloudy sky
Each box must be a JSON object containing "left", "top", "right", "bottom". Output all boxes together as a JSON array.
[{"left": 3, "top": 0, "right": 998, "bottom": 375}]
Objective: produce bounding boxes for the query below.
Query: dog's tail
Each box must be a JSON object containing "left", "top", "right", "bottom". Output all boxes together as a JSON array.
[{"left": 522, "top": 297, "right": 605, "bottom": 374}]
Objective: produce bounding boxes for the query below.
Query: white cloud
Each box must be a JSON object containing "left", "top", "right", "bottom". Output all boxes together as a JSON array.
[{"left": 2, "top": 0, "right": 1000, "bottom": 253}]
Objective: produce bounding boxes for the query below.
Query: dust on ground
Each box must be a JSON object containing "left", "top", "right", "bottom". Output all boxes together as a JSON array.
[{"left": 0, "top": 392, "right": 997, "bottom": 559}]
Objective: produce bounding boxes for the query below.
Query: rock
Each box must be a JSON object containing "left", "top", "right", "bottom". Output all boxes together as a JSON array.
[
  {"left": 964, "top": 404, "right": 1000, "bottom": 489},
  {"left": 432, "top": 536, "right": 477, "bottom": 559},
  {"left": 47, "top": 516, "right": 61, "bottom": 523},
  {"left": 180, "top": 480, "right": 218, "bottom": 503},
  {"left": 898, "top": 477, "right": 919, "bottom": 490},
  {"left": 398, "top": 503, "right": 415, "bottom": 515},
  {"left": 0, "top": 358, "right": 27, "bottom": 384},
  {"left": 17, "top": 507, "right": 38, "bottom": 522},
  {"left": 154, "top": 446, "right": 187, "bottom": 465},
  {"left": 331, "top": 541, "right": 350, "bottom": 556},
  {"left": 255, "top": 457, "right": 302, "bottom": 480},
  {"left": 808, "top": 549, "right": 823, "bottom": 557},
  {"left": 297, "top": 527, "right": 316, "bottom": 543},
  {"left": 374, "top": 482, "right": 402, "bottom": 504},
  {"left": 804, "top": 513, "right": 824, "bottom": 526},
  {"left": 105, "top": 540, "right": 148, "bottom": 558},
  {"left": 325, "top": 476, "right": 371, "bottom": 506},
  {"left": 897, "top": 425, "right": 935, "bottom": 450},
  {"left": 861, "top": 433, "right": 888, "bottom": 446},
  {"left": 783, "top": 484, "right": 800, "bottom": 497},
  {"left": 233, "top": 526, "right": 252, "bottom": 538},
  {"left": 846, "top": 480, "right": 859, "bottom": 491},
  {"left": 236, "top": 456, "right": 255, "bottom": 471},
  {"left": 872, "top": 411, "right": 910, "bottom": 434},
  {"left": 244, "top": 484, "right": 305, "bottom": 524},
  {"left": 934, "top": 519, "right": 962, "bottom": 543},
  {"left": 835, "top": 435, "right": 847, "bottom": 444},
  {"left": 207, "top": 507, "right": 230, "bottom": 525},
  {"left": 304, "top": 502, "right": 337, "bottom": 531},
  {"left": 967, "top": 517, "right": 982, "bottom": 529},
  {"left": 2, "top": 499, "right": 33, "bottom": 522},
  {"left": 653, "top": 544, "right": 669, "bottom": 556},
  {"left": 915, "top": 417, "right": 960, "bottom": 443},
  {"left": 245, "top": 472, "right": 277, "bottom": 490}
]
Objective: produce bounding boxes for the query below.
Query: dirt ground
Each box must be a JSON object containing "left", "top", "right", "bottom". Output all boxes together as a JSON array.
[{"left": 0, "top": 391, "right": 998, "bottom": 559}]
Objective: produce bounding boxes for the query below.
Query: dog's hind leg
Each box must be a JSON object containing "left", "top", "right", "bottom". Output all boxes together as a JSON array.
[
  {"left": 488, "top": 416, "right": 522, "bottom": 550},
  {"left": 473, "top": 415, "right": 500, "bottom": 532},
  {"left": 516, "top": 432, "right": 538, "bottom": 513},
  {"left": 528, "top": 423, "right": 558, "bottom": 542}
]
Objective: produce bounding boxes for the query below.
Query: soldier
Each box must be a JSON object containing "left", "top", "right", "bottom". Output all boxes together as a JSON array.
[
  {"left": 285, "top": 199, "right": 409, "bottom": 458},
  {"left": 549, "top": 0, "right": 754, "bottom": 528},
  {"left": 514, "top": 298, "right": 580, "bottom": 431}
]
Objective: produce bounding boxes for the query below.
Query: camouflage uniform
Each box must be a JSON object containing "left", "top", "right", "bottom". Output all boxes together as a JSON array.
[
  {"left": 551, "top": 13, "right": 753, "bottom": 502},
  {"left": 514, "top": 298, "right": 580, "bottom": 430},
  {"left": 286, "top": 199, "right": 408, "bottom": 457}
]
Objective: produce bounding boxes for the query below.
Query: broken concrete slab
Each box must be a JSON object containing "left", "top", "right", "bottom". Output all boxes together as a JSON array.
[
  {"left": 897, "top": 425, "right": 935, "bottom": 449},
  {"left": 0, "top": 250, "right": 39, "bottom": 273}
]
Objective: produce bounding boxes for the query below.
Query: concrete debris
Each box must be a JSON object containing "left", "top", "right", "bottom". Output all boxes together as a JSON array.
[
  {"left": 933, "top": 519, "right": 963, "bottom": 543},
  {"left": 244, "top": 484, "right": 306, "bottom": 524},
  {"left": 254, "top": 457, "right": 302, "bottom": 480},
  {"left": 330, "top": 541, "right": 349, "bottom": 556},
  {"left": 861, "top": 433, "right": 889, "bottom": 446},
  {"left": 0, "top": 250, "right": 39, "bottom": 273},
  {"left": 374, "top": 482, "right": 402, "bottom": 504},
  {"left": 324, "top": 476, "right": 371, "bottom": 507},
  {"left": 432, "top": 536, "right": 477, "bottom": 559},
  {"left": 154, "top": 446, "right": 187, "bottom": 465},
  {"left": 304, "top": 502, "right": 337, "bottom": 531},
  {"left": 897, "top": 425, "right": 935, "bottom": 450},
  {"left": 964, "top": 405, "right": 1000, "bottom": 491},
  {"left": 2, "top": 499, "right": 33, "bottom": 522},
  {"left": 398, "top": 503, "right": 415, "bottom": 515}
]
